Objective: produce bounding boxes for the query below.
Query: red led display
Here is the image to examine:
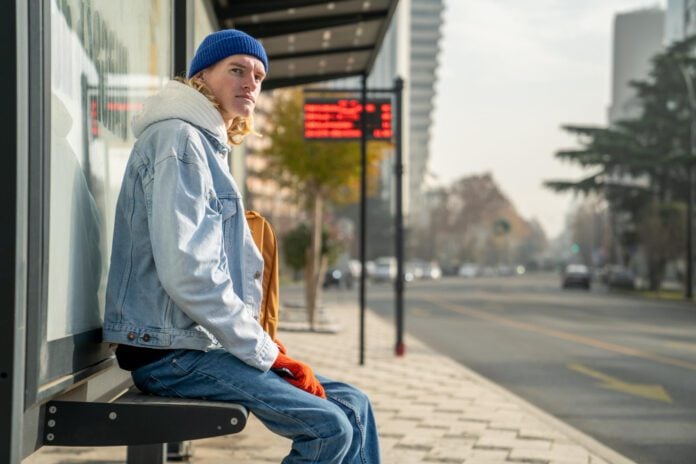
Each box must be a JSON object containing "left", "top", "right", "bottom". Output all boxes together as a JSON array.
[{"left": 304, "top": 98, "right": 393, "bottom": 140}]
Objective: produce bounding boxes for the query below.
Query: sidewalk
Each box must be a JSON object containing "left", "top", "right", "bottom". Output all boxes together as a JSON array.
[{"left": 28, "top": 293, "right": 635, "bottom": 464}]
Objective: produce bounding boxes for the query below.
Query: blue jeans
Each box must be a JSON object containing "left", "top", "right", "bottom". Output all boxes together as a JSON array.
[{"left": 131, "top": 349, "right": 380, "bottom": 463}]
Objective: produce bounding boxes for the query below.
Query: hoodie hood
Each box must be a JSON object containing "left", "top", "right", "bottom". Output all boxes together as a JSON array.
[{"left": 131, "top": 80, "right": 228, "bottom": 145}]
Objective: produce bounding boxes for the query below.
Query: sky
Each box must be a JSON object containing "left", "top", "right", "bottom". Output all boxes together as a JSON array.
[{"left": 428, "top": 0, "right": 666, "bottom": 239}]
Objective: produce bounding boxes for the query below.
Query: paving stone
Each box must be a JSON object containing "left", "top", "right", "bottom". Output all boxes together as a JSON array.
[
  {"left": 418, "top": 422, "right": 451, "bottom": 431},
  {"left": 378, "top": 436, "right": 401, "bottom": 451},
  {"left": 590, "top": 456, "right": 611, "bottom": 464},
  {"left": 423, "top": 438, "right": 476, "bottom": 462},
  {"left": 509, "top": 446, "right": 592, "bottom": 463},
  {"left": 476, "top": 430, "right": 519, "bottom": 443},
  {"left": 445, "top": 421, "right": 489, "bottom": 435},
  {"left": 382, "top": 447, "right": 431, "bottom": 463},
  {"left": 478, "top": 437, "right": 552, "bottom": 452},
  {"left": 24, "top": 446, "right": 127, "bottom": 463},
  {"left": 393, "top": 404, "right": 439, "bottom": 417},
  {"left": 397, "top": 429, "right": 450, "bottom": 450},
  {"left": 466, "top": 447, "right": 512, "bottom": 460},
  {"left": 380, "top": 417, "right": 425, "bottom": 436}
]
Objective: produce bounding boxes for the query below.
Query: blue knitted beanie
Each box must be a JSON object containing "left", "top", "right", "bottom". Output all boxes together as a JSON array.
[{"left": 188, "top": 29, "right": 268, "bottom": 78}]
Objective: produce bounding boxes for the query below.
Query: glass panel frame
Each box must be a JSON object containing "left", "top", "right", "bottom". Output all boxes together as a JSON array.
[{"left": 23, "top": 0, "right": 175, "bottom": 406}]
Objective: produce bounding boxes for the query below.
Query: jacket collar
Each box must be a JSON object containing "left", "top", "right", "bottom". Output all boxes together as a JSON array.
[{"left": 131, "top": 80, "right": 228, "bottom": 147}]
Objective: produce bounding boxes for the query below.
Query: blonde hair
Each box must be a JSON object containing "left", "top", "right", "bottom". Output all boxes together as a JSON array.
[{"left": 174, "top": 76, "right": 259, "bottom": 145}]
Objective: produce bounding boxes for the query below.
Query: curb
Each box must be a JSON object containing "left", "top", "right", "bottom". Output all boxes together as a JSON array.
[
  {"left": 369, "top": 309, "right": 637, "bottom": 464},
  {"left": 454, "top": 360, "right": 637, "bottom": 464}
]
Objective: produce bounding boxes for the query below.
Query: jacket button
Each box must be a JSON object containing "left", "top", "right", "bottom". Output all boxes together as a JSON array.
[
  {"left": 142, "top": 334, "right": 151, "bottom": 342},
  {"left": 127, "top": 332, "right": 136, "bottom": 341},
  {"left": 254, "top": 271, "right": 261, "bottom": 279}
]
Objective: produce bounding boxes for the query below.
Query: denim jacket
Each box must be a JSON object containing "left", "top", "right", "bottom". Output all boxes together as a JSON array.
[{"left": 103, "top": 81, "right": 278, "bottom": 372}]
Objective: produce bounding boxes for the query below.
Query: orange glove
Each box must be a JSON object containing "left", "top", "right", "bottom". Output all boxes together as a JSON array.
[{"left": 272, "top": 353, "right": 326, "bottom": 399}]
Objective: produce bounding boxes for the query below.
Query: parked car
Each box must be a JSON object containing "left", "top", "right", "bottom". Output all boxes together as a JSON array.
[
  {"left": 372, "top": 257, "right": 397, "bottom": 283},
  {"left": 441, "top": 264, "right": 460, "bottom": 276},
  {"left": 323, "top": 259, "right": 362, "bottom": 289},
  {"left": 458, "top": 263, "right": 479, "bottom": 278},
  {"left": 407, "top": 259, "right": 442, "bottom": 280},
  {"left": 606, "top": 265, "right": 636, "bottom": 290},
  {"left": 403, "top": 262, "right": 416, "bottom": 282},
  {"left": 347, "top": 259, "right": 362, "bottom": 279},
  {"left": 405, "top": 260, "right": 424, "bottom": 280},
  {"left": 562, "top": 264, "right": 591, "bottom": 290},
  {"left": 323, "top": 267, "right": 353, "bottom": 289},
  {"left": 422, "top": 261, "right": 442, "bottom": 279}
]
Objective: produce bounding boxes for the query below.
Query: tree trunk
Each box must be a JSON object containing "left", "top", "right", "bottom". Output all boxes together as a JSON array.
[
  {"left": 303, "top": 254, "right": 314, "bottom": 327},
  {"left": 648, "top": 257, "right": 666, "bottom": 292},
  {"left": 305, "top": 194, "right": 324, "bottom": 330}
]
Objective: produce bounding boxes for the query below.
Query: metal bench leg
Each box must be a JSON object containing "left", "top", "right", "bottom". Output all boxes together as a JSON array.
[
  {"left": 167, "top": 441, "right": 193, "bottom": 461},
  {"left": 127, "top": 443, "right": 167, "bottom": 464}
]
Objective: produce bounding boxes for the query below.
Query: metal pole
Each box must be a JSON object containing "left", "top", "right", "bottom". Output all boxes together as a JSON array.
[
  {"left": 687, "top": 117, "right": 695, "bottom": 299},
  {"left": 359, "top": 75, "right": 368, "bottom": 365},
  {"left": 1, "top": 0, "right": 19, "bottom": 461},
  {"left": 680, "top": 65, "right": 695, "bottom": 299},
  {"left": 394, "top": 77, "right": 405, "bottom": 356},
  {"left": 173, "top": 0, "right": 188, "bottom": 77}
]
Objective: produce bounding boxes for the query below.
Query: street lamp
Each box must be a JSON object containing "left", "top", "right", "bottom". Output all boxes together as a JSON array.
[{"left": 678, "top": 64, "right": 695, "bottom": 299}]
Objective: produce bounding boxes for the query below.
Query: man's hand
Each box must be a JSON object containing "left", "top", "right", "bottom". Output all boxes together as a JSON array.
[{"left": 272, "top": 352, "right": 326, "bottom": 399}]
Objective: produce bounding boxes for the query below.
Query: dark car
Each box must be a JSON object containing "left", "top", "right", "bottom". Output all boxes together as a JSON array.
[
  {"left": 606, "top": 266, "right": 636, "bottom": 290},
  {"left": 323, "top": 267, "right": 354, "bottom": 289},
  {"left": 562, "top": 264, "right": 591, "bottom": 290}
]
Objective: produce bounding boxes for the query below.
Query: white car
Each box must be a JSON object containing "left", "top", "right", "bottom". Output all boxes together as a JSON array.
[
  {"left": 372, "top": 257, "right": 397, "bottom": 282},
  {"left": 422, "top": 261, "right": 442, "bottom": 279},
  {"left": 458, "top": 263, "right": 479, "bottom": 278}
]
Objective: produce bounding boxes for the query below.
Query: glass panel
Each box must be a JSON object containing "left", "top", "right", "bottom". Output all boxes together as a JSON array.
[
  {"left": 193, "top": 0, "right": 216, "bottom": 53},
  {"left": 48, "top": 0, "right": 171, "bottom": 341}
]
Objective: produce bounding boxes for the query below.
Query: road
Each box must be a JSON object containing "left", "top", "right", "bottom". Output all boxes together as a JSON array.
[{"left": 358, "top": 272, "right": 696, "bottom": 464}]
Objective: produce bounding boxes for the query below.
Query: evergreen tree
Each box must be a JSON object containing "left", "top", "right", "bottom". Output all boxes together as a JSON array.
[{"left": 545, "top": 35, "right": 696, "bottom": 290}]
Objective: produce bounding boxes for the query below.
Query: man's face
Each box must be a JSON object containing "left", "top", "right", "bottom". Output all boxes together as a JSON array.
[{"left": 199, "top": 54, "right": 266, "bottom": 120}]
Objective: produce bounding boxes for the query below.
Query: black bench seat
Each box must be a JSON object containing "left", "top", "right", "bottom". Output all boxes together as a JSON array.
[{"left": 42, "top": 386, "right": 247, "bottom": 460}]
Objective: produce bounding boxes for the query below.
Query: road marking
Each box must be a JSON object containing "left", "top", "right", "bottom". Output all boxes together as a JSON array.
[
  {"left": 423, "top": 296, "right": 696, "bottom": 372},
  {"left": 664, "top": 340, "right": 696, "bottom": 352},
  {"left": 410, "top": 307, "right": 431, "bottom": 317},
  {"left": 567, "top": 363, "right": 672, "bottom": 403}
]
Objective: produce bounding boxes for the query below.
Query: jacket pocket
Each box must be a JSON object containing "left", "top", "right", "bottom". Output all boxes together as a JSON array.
[{"left": 218, "top": 196, "right": 238, "bottom": 221}]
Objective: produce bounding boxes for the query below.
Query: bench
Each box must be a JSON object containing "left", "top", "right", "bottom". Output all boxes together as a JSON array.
[{"left": 42, "top": 386, "right": 248, "bottom": 463}]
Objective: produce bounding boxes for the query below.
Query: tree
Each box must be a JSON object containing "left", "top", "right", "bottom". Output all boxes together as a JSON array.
[
  {"left": 546, "top": 36, "right": 696, "bottom": 200},
  {"left": 282, "top": 222, "right": 344, "bottom": 281},
  {"left": 261, "top": 89, "right": 383, "bottom": 329},
  {"left": 545, "top": 35, "right": 696, "bottom": 289},
  {"left": 334, "top": 196, "right": 395, "bottom": 259},
  {"left": 568, "top": 196, "right": 611, "bottom": 268},
  {"left": 638, "top": 202, "right": 685, "bottom": 290},
  {"left": 425, "top": 173, "right": 546, "bottom": 269}
]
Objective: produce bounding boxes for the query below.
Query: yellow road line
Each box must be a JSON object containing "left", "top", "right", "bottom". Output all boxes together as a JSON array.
[
  {"left": 567, "top": 363, "right": 672, "bottom": 403},
  {"left": 423, "top": 296, "right": 696, "bottom": 372},
  {"left": 664, "top": 340, "right": 696, "bottom": 352}
]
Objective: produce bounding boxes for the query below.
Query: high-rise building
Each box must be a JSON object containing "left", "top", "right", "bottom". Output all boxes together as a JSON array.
[
  {"left": 666, "top": 0, "right": 696, "bottom": 43},
  {"left": 408, "top": 0, "right": 444, "bottom": 228},
  {"left": 608, "top": 7, "right": 665, "bottom": 123},
  {"left": 605, "top": 7, "right": 665, "bottom": 270}
]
